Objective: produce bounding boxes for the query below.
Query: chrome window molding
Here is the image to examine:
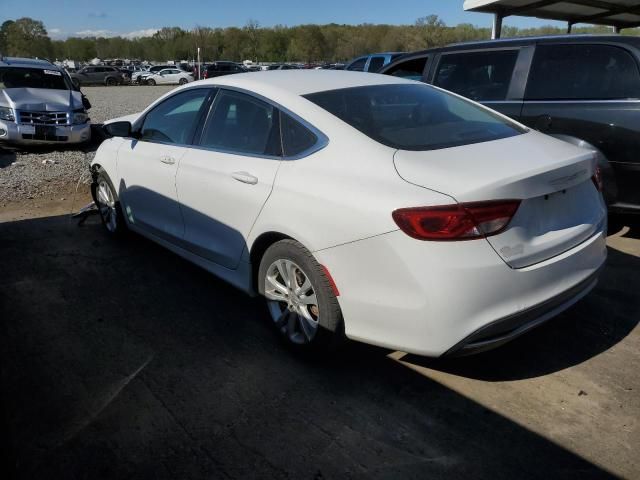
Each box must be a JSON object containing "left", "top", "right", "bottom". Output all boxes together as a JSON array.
[{"left": 131, "top": 84, "right": 329, "bottom": 161}]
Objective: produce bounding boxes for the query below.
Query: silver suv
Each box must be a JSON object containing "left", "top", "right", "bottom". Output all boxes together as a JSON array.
[{"left": 0, "top": 57, "right": 91, "bottom": 146}]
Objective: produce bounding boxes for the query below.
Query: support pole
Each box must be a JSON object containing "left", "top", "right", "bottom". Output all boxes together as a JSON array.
[
  {"left": 614, "top": 26, "right": 622, "bottom": 34},
  {"left": 567, "top": 22, "right": 573, "bottom": 34},
  {"left": 492, "top": 13, "right": 503, "bottom": 39}
]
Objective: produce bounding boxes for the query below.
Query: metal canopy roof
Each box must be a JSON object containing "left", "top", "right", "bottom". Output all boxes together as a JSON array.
[{"left": 464, "top": 0, "right": 640, "bottom": 29}]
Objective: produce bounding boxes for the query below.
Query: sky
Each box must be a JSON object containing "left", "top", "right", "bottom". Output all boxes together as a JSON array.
[{"left": 0, "top": 0, "right": 571, "bottom": 39}]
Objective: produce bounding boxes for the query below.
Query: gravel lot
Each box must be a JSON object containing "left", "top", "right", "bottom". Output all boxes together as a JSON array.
[{"left": 0, "top": 86, "right": 174, "bottom": 206}]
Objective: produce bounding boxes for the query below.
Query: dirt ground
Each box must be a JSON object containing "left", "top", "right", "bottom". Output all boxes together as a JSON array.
[{"left": 0, "top": 196, "right": 638, "bottom": 480}]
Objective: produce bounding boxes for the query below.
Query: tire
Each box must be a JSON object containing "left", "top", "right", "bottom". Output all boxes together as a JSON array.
[
  {"left": 179, "top": 78, "right": 188, "bottom": 85},
  {"left": 91, "top": 169, "right": 127, "bottom": 236},
  {"left": 258, "top": 239, "right": 344, "bottom": 353},
  {"left": 146, "top": 78, "right": 156, "bottom": 86},
  {"left": 105, "top": 77, "right": 117, "bottom": 86}
]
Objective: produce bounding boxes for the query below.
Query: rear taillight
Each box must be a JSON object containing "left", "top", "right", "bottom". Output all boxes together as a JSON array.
[
  {"left": 392, "top": 200, "right": 521, "bottom": 241},
  {"left": 202, "top": 71, "right": 208, "bottom": 79},
  {"left": 592, "top": 166, "right": 603, "bottom": 192}
]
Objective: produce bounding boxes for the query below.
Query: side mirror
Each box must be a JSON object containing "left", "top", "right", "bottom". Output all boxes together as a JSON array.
[
  {"left": 82, "top": 94, "right": 92, "bottom": 110},
  {"left": 103, "top": 121, "right": 132, "bottom": 138}
]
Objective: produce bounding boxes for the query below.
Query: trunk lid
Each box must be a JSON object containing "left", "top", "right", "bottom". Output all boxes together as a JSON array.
[{"left": 393, "top": 131, "right": 606, "bottom": 268}]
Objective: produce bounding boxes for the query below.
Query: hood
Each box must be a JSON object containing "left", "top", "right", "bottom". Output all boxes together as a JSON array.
[{"left": 0, "top": 88, "right": 83, "bottom": 112}]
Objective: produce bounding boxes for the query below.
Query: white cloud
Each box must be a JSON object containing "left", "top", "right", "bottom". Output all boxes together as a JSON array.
[
  {"left": 75, "top": 29, "right": 116, "bottom": 37},
  {"left": 122, "top": 28, "right": 159, "bottom": 39},
  {"left": 72, "top": 28, "right": 158, "bottom": 39}
]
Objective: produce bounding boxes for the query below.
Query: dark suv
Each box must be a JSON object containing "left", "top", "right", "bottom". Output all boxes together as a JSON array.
[
  {"left": 203, "top": 61, "right": 247, "bottom": 79},
  {"left": 380, "top": 35, "right": 640, "bottom": 211},
  {"left": 70, "top": 66, "right": 127, "bottom": 87}
]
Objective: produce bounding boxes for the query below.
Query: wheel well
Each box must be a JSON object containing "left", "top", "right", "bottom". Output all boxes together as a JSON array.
[{"left": 249, "top": 232, "right": 293, "bottom": 291}]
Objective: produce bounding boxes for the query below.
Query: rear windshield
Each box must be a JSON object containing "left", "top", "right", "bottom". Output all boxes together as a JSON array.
[
  {"left": 0, "top": 67, "right": 71, "bottom": 91},
  {"left": 304, "top": 83, "right": 524, "bottom": 151}
]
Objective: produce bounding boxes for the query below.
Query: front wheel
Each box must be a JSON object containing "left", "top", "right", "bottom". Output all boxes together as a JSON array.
[
  {"left": 92, "top": 170, "right": 126, "bottom": 236},
  {"left": 105, "top": 77, "right": 117, "bottom": 86},
  {"left": 146, "top": 78, "right": 156, "bottom": 86},
  {"left": 179, "top": 78, "right": 188, "bottom": 85},
  {"left": 258, "top": 240, "right": 344, "bottom": 353}
]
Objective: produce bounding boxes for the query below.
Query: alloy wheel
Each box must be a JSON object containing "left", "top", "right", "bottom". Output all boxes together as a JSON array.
[
  {"left": 96, "top": 180, "right": 117, "bottom": 232},
  {"left": 264, "top": 259, "right": 320, "bottom": 344}
]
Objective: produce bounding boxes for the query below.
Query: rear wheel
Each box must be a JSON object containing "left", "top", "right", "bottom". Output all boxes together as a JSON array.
[{"left": 258, "top": 240, "right": 344, "bottom": 353}]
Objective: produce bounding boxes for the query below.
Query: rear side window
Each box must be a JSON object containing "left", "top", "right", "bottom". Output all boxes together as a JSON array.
[
  {"left": 525, "top": 44, "right": 640, "bottom": 100},
  {"left": 347, "top": 57, "right": 367, "bottom": 72},
  {"left": 434, "top": 50, "right": 518, "bottom": 101},
  {"left": 368, "top": 56, "right": 386, "bottom": 72},
  {"left": 384, "top": 56, "right": 428, "bottom": 81},
  {"left": 200, "top": 90, "right": 281, "bottom": 156},
  {"left": 281, "top": 114, "right": 317, "bottom": 157},
  {"left": 305, "top": 84, "right": 524, "bottom": 151}
]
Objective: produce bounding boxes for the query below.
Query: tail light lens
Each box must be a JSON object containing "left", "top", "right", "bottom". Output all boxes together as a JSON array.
[
  {"left": 592, "top": 166, "right": 603, "bottom": 192},
  {"left": 392, "top": 200, "right": 521, "bottom": 241}
]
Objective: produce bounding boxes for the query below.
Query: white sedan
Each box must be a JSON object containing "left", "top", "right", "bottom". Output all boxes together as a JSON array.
[
  {"left": 144, "top": 68, "right": 193, "bottom": 86},
  {"left": 91, "top": 71, "right": 607, "bottom": 357}
]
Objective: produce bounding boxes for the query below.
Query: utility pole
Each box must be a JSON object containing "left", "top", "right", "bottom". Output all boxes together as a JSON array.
[{"left": 197, "top": 47, "right": 201, "bottom": 80}]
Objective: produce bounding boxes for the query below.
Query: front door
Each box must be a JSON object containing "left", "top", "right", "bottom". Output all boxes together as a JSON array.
[
  {"left": 117, "top": 87, "right": 212, "bottom": 242},
  {"left": 176, "top": 89, "right": 283, "bottom": 269}
]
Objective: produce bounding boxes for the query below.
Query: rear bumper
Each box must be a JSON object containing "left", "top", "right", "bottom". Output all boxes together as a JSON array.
[
  {"left": 443, "top": 268, "right": 600, "bottom": 357},
  {"left": 0, "top": 120, "right": 91, "bottom": 145},
  {"left": 315, "top": 227, "right": 607, "bottom": 357}
]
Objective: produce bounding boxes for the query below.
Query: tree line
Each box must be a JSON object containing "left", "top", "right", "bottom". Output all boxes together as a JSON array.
[{"left": 0, "top": 16, "right": 635, "bottom": 64}]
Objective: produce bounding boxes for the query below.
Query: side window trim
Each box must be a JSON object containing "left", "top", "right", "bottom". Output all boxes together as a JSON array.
[
  {"left": 193, "top": 86, "right": 328, "bottom": 160},
  {"left": 135, "top": 87, "right": 216, "bottom": 146}
]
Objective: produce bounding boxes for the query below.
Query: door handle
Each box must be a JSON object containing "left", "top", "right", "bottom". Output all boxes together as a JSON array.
[
  {"left": 231, "top": 171, "right": 258, "bottom": 185},
  {"left": 160, "top": 156, "right": 176, "bottom": 165}
]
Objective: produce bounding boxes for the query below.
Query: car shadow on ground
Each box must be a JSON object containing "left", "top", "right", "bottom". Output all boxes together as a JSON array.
[
  {"left": 609, "top": 212, "right": 640, "bottom": 240},
  {"left": 0, "top": 213, "right": 631, "bottom": 479}
]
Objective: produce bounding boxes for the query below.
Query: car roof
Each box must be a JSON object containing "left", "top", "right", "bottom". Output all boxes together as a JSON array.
[
  {"left": 0, "top": 57, "right": 57, "bottom": 69},
  {"left": 194, "top": 70, "right": 412, "bottom": 97},
  {"left": 390, "top": 34, "right": 640, "bottom": 59}
]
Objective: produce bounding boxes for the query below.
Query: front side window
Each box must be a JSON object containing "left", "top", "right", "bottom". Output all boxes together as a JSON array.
[
  {"left": 0, "top": 67, "right": 70, "bottom": 90},
  {"left": 199, "top": 90, "right": 281, "bottom": 156},
  {"left": 347, "top": 57, "right": 367, "bottom": 72},
  {"left": 305, "top": 84, "right": 524, "bottom": 151},
  {"left": 525, "top": 44, "right": 640, "bottom": 100},
  {"left": 434, "top": 50, "right": 519, "bottom": 101},
  {"left": 140, "top": 88, "right": 210, "bottom": 144},
  {"left": 280, "top": 113, "right": 318, "bottom": 157},
  {"left": 384, "top": 56, "right": 428, "bottom": 81}
]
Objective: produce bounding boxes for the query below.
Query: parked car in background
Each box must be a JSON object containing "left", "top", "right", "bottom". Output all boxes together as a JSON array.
[
  {"left": 0, "top": 57, "right": 91, "bottom": 145},
  {"left": 380, "top": 35, "right": 640, "bottom": 211},
  {"left": 345, "top": 52, "right": 405, "bottom": 73},
  {"left": 92, "top": 70, "right": 605, "bottom": 357},
  {"left": 267, "top": 64, "right": 301, "bottom": 70},
  {"left": 70, "top": 66, "right": 128, "bottom": 87},
  {"left": 144, "top": 68, "right": 194, "bottom": 86},
  {"left": 132, "top": 65, "right": 172, "bottom": 84},
  {"left": 203, "top": 61, "right": 248, "bottom": 78}
]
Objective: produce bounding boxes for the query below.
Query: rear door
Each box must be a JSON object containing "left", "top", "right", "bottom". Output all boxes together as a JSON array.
[
  {"left": 520, "top": 42, "right": 640, "bottom": 206},
  {"left": 175, "top": 89, "right": 283, "bottom": 269},
  {"left": 430, "top": 47, "right": 529, "bottom": 120}
]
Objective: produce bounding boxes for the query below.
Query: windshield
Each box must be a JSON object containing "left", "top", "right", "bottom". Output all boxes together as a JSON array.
[
  {"left": 0, "top": 67, "right": 71, "bottom": 91},
  {"left": 304, "top": 83, "right": 525, "bottom": 151}
]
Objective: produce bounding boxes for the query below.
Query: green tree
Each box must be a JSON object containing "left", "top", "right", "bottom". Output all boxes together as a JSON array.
[{"left": 3, "top": 17, "right": 53, "bottom": 58}]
